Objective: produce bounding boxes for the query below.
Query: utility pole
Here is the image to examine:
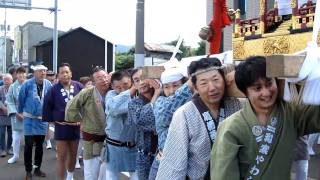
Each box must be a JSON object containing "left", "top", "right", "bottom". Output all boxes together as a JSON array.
[
  {"left": 52, "top": 0, "right": 58, "bottom": 73},
  {"left": 134, "top": 0, "right": 145, "bottom": 68},
  {"left": 3, "top": 8, "right": 7, "bottom": 73}
]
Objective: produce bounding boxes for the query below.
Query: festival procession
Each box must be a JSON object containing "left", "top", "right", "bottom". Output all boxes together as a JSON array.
[{"left": 0, "top": 0, "right": 320, "bottom": 179}]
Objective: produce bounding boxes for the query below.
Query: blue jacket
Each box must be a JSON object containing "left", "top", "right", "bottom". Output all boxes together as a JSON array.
[
  {"left": 105, "top": 89, "right": 136, "bottom": 142},
  {"left": 104, "top": 90, "right": 137, "bottom": 172},
  {"left": 18, "top": 77, "right": 52, "bottom": 116},
  {"left": 6, "top": 80, "right": 24, "bottom": 130},
  {"left": 18, "top": 77, "right": 52, "bottom": 135}
]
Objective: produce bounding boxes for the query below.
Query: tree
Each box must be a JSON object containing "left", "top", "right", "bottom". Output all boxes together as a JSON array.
[
  {"left": 193, "top": 41, "right": 206, "bottom": 56},
  {"left": 115, "top": 51, "right": 134, "bottom": 70}
]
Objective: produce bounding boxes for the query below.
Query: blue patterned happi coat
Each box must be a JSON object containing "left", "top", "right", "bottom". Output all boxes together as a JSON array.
[{"left": 128, "top": 94, "right": 157, "bottom": 180}]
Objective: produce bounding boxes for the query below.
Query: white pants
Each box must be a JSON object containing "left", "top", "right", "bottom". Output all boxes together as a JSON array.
[
  {"left": 292, "top": 160, "right": 308, "bottom": 180},
  {"left": 11, "top": 130, "right": 23, "bottom": 158},
  {"left": 308, "top": 133, "right": 320, "bottom": 146},
  {"left": 105, "top": 165, "right": 138, "bottom": 180},
  {"left": 98, "top": 162, "right": 107, "bottom": 180},
  {"left": 308, "top": 133, "right": 320, "bottom": 155},
  {"left": 83, "top": 157, "right": 102, "bottom": 180}
]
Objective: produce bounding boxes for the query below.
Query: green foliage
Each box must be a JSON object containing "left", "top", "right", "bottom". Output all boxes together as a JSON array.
[
  {"left": 115, "top": 52, "right": 134, "bottom": 70},
  {"left": 192, "top": 41, "right": 206, "bottom": 56}
]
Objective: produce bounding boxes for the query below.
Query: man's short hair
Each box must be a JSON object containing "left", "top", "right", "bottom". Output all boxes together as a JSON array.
[
  {"left": 111, "top": 71, "right": 123, "bottom": 84},
  {"left": 16, "top": 66, "right": 26, "bottom": 73},
  {"left": 58, "top": 63, "right": 72, "bottom": 72},
  {"left": 91, "top": 66, "right": 105, "bottom": 75},
  {"left": 235, "top": 56, "right": 266, "bottom": 94},
  {"left": 79, "top": 76, "right": 91, "bottom": 85},
  {"left": 188, "top": 57, "right": 224, "bottom": 85},
  {"left": 122, "top": 69, "right": 132, "bottom": 78},
  {"left": 8, "top": 67, "right": 16, "bottom": 75}
]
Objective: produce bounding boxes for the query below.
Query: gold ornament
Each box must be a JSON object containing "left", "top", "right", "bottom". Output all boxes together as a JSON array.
[
  {"left": 233, "top": 41, "right": 245, "bottom": 59},
  {"left": 263, "top": 36, "right": 290, "bottom": 55}
]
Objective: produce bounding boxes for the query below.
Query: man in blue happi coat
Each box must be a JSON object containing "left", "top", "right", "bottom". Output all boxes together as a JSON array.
[{"left": 18, "top": 65, "right": 52, "bottom": 180}]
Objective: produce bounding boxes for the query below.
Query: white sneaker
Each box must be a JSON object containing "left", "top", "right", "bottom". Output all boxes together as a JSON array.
[
  {"left": 46, "top": 141, "right": 52, "bottom": 149},
  {"left": 7, "top": 156, "right": 18, "bottom": 164},
  {"left": 308, "top": 147, "right": 316, "bottom": 155},
  {"left": 75, "top": 160, "right": 81, "bottom": 169},
  {"left": 75, "top": 161, "right": 81, "bottom": 169}
]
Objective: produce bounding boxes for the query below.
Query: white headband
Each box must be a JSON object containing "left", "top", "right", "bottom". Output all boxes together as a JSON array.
[
  {"left": 161, "top": 68, "right": 184, "bottom": 84},
  {"left": 190, "top": 66, "right": 223, "bottom": 77},
  {"left": 31, "top": 65, "right": 48, "bottom": 71}
]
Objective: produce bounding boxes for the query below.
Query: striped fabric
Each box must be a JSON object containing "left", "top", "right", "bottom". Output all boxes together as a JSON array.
[{"left": 156, "top": 97, "right": 241, "bottom": 180}]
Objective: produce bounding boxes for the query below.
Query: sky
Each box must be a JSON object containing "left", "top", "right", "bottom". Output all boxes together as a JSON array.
[{"left": 0, "top": 0, "right": 207, "bottom": 47}]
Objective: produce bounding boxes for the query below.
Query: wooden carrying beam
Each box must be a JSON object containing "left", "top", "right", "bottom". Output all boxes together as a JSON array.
[
  {"left": 266, "top": 55, "right": 305, "bottom": 78},
  {"left": 141, "top": 64, "right": 245, "bottom": 97}
]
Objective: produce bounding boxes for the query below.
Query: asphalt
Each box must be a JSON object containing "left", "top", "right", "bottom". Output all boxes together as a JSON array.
[
  {"left": 0, "top": 143, "right": 319, "bottom": 180},
  {"left": 0, "top": 142, "right": 129, "bottom": 180}
]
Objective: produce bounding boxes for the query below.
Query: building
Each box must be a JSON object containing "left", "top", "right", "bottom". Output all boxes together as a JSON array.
[
  {"left": 35, "top": 27, "right": 113, "bottom": 80},
  {"left": 0, "top": 37, "right": 13, "bottom": 73},
  {"left": 144, "top": 43, "right": 182, "bottom": 65},
  {"left": 14, "top": 22, "right": 64, "bottom": 64}
]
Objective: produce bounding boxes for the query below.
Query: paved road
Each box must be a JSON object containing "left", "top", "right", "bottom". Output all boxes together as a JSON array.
[
  {"left": 0, "top": 143, "right": 319, "bottom": 180},
  {"left": 0, "top": 143, "right": 129, "bottom": 180}
]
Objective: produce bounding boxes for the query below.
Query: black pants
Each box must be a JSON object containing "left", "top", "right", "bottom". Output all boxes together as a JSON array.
[{"left": 24, "top": 135, "right": 45, "bottom": 172}]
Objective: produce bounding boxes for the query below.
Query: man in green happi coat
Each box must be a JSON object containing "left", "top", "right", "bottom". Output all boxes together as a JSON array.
[
  {"left": 65, "top": 67, "right": 110, "bottom": 180},
  {"left": 211, "top": 56, "right": 320, "bottom": 180}
]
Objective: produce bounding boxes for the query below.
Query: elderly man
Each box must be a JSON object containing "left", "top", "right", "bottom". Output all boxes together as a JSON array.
[
  {"left": 6, "top": 67, "right": 26, "bottom": 164},
  {"left": 65, "top": 67, "right": 111, "bottom": 180},
  {"left": 18, "top": 65, "right": 52, "bottom": 180},
  {"left": 156, "top": 58, "right": 241, "bottom": 179},
  {"left": 0, "top": 74, "right": 13, "bottom": 157}
]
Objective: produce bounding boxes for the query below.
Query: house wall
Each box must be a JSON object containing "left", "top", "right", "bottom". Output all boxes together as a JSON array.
[
  {"left": 36, "top": 28, "right": 108, "bottom": 80},
  {"left": 21, "top": 22, "right": 53, "bottom": 63}
]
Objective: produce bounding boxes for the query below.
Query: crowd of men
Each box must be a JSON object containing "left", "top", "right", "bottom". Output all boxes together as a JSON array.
[{"left": 0, "top": 55, "right": 320, "bottom": 180}]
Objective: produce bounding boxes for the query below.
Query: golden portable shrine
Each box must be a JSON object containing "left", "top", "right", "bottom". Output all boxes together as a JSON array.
[{"left": 232, "top": 0, "right": 320, "bottom": 60}]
